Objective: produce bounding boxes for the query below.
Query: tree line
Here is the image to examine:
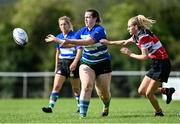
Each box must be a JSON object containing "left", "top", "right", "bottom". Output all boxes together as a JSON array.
[{"left": 0, "top": 0, "right": 180, "bottom": 98}]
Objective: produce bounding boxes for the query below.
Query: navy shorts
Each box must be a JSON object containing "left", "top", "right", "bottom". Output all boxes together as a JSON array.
[
  {"left": 146, "top": 59, "right": 171, "bottom": 83},
  {"left": 55, "top": 59, "right": 80, "bottom": 78},
  {"left": 81, "top": 59, "right": 112, "bottom": 76}
]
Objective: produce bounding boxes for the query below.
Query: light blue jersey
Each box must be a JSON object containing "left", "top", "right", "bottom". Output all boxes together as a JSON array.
[
  {"left": 56, "top": 31, "right": 77, "bottom": 59},
  {"left": 74, "top": 25, "right": 111, "bottom": 64}
]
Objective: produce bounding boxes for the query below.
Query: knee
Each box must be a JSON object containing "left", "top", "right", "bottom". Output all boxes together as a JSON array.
[
  {"left": 145, "top": 92, "right": 153, "bottom": 98},
  {"left": 98, "top": 91, "right": 111, "bottom": 101},
  {"left": 138, "top": 88, "right": 145, "bottom": 95},
  {"left": 84, "top": 87, "right": 92, "bottom": 93},
  {"left": 101, "top": 95, "right": 111, "bottom": 101},
  {"left": 82, "top": 85, "right": 93, "bottom": 93}
]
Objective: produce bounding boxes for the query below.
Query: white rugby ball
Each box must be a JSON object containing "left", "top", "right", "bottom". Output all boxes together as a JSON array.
[{"left": 13, "top": 28, "right": 28, "bottom": 46}]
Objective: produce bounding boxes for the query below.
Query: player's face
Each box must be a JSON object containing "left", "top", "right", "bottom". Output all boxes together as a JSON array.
[
  {"left": 59, "top": 20, "right": 69, "bottom": 34},
  {"left": 127, "top": 21, "right": 138, "bottom": 35},
  {"left": 84, "top": 12, "right": 96, "bottom": 29}
]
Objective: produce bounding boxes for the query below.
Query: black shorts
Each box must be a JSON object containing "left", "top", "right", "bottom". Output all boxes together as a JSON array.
[
  {"left": 146, "top": 59, "right": 171, "bottom": 83},
  {"left": 81, "top": 59, "right": 112, "bottom": 76},
  {"left": 55, "top": 59, "right": 80, "bottom": 78}
]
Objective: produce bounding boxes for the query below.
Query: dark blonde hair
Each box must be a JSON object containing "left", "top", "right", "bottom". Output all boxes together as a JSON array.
[
  {"left": 129, "top": 15, "right": 156, "bottom": 29},
  {"left": 58, "top": 16, "right": 73, "bottom": 31}
]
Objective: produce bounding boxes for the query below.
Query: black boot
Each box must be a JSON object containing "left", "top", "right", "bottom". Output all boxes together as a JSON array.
[
  {"left": 165, "top": 88, "right": 175, "bottom": 104},
  {"left": 42, "top": 107, "right": 52, "bottom": 113}
]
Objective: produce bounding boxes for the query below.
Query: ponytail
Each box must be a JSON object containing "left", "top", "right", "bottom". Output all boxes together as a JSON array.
[{"left": 129, "top": 15, "right": 156, "bottom": 29}]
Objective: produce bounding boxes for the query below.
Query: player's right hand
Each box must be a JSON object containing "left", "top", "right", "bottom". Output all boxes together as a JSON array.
[{"left": 120, "top": 47, "right": 131, "bottom": 56}]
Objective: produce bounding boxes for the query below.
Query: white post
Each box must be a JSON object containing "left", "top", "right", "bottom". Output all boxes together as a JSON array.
[
  {"left": 44, "top": 72, "right": 50, "bottom": 98},
  {"left": 23, "top": 73, "right": 27, "bottom": 98}
]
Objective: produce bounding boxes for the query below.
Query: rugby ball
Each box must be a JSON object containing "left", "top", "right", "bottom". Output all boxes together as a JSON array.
[{"left": 13, "top": 28, "right": 28, "bottom": 46}]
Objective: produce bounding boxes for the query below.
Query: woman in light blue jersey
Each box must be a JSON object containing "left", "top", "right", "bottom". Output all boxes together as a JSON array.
[
  {"left": 42, "top": 16, "right": 82, "bottom": 113},
  {"left": 45, "top": 9, "right": 112, "bottom": 118}
]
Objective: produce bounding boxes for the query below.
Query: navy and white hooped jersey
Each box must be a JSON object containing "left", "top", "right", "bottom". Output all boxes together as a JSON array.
[
  {"left": 56, "top": 31, "right": 77, "bottom": 59},
  {"left": 74, "top": 24, "right": 111, "bottom": 64},
  {"left": 132, "top": 29, "right": 168, "bottom": 59}
]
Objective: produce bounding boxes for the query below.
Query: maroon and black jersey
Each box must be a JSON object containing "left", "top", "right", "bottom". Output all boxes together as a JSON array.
[{"left": 132, "top": 29, "right": 168, "bottom": 59}]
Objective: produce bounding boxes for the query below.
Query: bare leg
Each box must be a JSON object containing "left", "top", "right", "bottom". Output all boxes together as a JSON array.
[
  {"left": 138, "top": 76, "right": 163, "bottom": 115},
  {"left": 42, "top": 74, "right": 66, "bottom": 113},
  {"left": 138, "top": 75, "right": 150, "bottom": 95},
  {"left": 95, "top": 72, "right": 111, "bottom": 116},
  {"left": 79, "top": 64, "right": 95, "bottom": 117},
  {"left": 70, "top": 78, "right": 81, "bottom": 112},
  {"left": 70, "top": 78, "right": 81, "bottom": 97},
  {"left": 145, "top": 79, "right": 162, "bottom": 112},
  {"left": 79, "top": 64, "right": 95, "bottom": 100},
  {"left": 52, "top": 74, "right": 66, "bottom": 92},
  {"left": 95, "top": 72, "right": 111, "bottom": 101}
]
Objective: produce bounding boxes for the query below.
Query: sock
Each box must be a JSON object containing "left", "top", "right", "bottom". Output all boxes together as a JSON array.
[
  {"left": 160, "top": 88, "right": 168, "bottom": 94},
  {"left": 102, "top": 98, "right": 111, "bottom": 109},
  {"left": 155, "top": 108, "right": 163, "bottom": 113},
  {"left": 48, "top": 91, "right": 59, "bottom": 108},
  {"left": 79, "top": 99, "right": 90, "bottom": 117},
  {"left": 75, "top": 96, "right": 80, "bottom": 109}
]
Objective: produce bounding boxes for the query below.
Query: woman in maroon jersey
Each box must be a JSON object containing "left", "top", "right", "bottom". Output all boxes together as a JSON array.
[{"left": 100, "top": 15, "right": 175, "bottom": 117}]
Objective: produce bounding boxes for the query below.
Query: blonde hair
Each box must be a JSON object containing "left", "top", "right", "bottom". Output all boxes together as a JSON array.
[
  {"left": 129, "top": 15, "right": 156, "bottom": 29},
  {"left": 58, "top": 16, "right": 73, "bottom": 31}
]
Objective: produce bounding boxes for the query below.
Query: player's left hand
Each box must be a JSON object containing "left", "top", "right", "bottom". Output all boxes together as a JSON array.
[
  {"left": 45, "top": 34, "right": 56, "bottom": 42},
  {"left": 120, "top": 47, "right": 131, "bottom": 56}
]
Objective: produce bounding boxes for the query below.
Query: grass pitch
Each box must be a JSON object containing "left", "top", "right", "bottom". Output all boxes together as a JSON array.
[{"left": 0, "top": 98, "right": 179, "bottom": 123}]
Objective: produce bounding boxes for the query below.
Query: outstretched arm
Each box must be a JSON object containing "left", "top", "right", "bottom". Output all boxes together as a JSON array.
[
  {"left": 100, "top": 37, "right": 133, "bottom": 45},
  {"left": 45, "top": 34, "right": 76, "bottom": 47},
  {"left": 45, "top": 34, "right": 64, "bottom": 43},
  {"left": 63, "top": 37, "right": 95, "bottom": 46},
  {"left": 45, "top": 34, "right": 97, "bottom": 46}
]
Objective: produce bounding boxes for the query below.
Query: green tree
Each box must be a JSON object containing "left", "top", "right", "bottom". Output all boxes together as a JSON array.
[
  {"left": 10, "top": 0, "right": 76, "bottom": 71},
  {"left": 0, "top": 0, "right": 180, "bottom": 98}
]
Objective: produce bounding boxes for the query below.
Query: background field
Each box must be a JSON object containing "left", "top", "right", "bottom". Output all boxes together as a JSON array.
[{"left": 0, "top": 98, "right": 179, "bottom": 123}]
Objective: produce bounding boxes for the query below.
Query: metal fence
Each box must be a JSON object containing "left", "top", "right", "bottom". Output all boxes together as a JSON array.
[{"left": 0, "top": 71, "right": 180, "bottom": 98}]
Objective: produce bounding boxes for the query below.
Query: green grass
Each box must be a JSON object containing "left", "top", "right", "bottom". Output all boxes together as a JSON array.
[{"left": 0, "top": 98, "right": 179, "bottom": 123}]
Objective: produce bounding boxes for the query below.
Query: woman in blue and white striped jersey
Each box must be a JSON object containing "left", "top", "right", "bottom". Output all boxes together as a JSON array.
[
  {"left": 45, "top": 9, "right": 112, "bottom": 118},
  {"left": 42, "top": 16, "right": 82, "bottom": 113}
]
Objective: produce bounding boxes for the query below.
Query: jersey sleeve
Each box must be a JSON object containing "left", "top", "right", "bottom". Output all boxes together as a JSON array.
[
  {"left": 73, "top": 29, "right": 83, "bottom": 39},
  {"left": 90, "top": 26, "right": 106, "bottom": 43}
]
